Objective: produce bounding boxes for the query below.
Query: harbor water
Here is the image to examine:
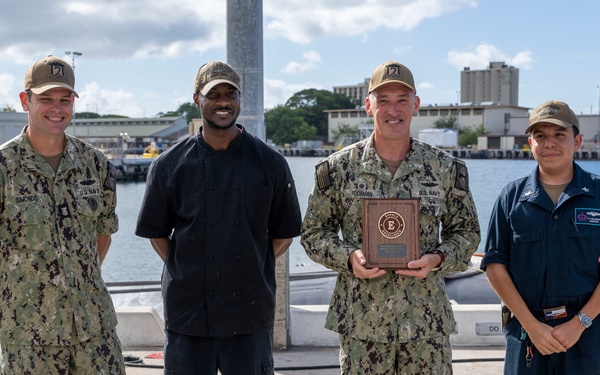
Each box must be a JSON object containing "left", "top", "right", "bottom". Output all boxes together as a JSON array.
[{"left": 101, "top": 157, "right": 600, "bottom": 282}]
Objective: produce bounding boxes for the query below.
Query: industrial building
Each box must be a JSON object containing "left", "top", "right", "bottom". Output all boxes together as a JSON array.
[
  {"left": 329, "top": 62, "right": 600, "bottom": 150},
  {"left": 0, "top": 113, "right": 188, "bottom": 152}
]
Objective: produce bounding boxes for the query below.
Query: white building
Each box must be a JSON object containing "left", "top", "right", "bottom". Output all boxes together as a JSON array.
[
  {"left": 327, "top": 61, "right": 600, "bottom": 150},
  {"left": 333, "top": 78, "right": 369, "bottom": 106},
  {"left": 327, "top": 102, "right": 529, "bottom": 146},
  {"left": 461, "top": 62, "right": 519, "bottom": 106},
  {"left": 0, "top": 112, "right": 188, "bottom": 150},
  {"left": 327, "top": 103, "right": 600, "bottom": 150},
  {"left": 0, "top": 112, "right": 27, "bottom": 144}
]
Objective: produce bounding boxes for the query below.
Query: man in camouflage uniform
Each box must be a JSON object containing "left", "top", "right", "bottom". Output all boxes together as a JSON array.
[
  {"left": 301, "top": 61, "right": 480, "bottom": 375},
  {"left": 0, "top": 56, "right": 125, "bottom": 374}
]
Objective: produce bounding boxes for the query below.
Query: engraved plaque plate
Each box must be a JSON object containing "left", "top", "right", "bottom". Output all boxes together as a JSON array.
[{"left": 362, "top": 198, "right": 420, "bottom": 270}]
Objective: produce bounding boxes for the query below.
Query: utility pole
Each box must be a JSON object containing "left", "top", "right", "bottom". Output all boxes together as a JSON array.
[
  {"left": 65, "top": 51, "right": 82, "bottom": 136},
  {"left": 597, "top": 85, "right": 600, "bottom": 148}
]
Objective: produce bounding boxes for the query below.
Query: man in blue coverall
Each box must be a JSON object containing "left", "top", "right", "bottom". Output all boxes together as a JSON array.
[{"left": 482, "top": 100, "right": 600, "bottom": 374}]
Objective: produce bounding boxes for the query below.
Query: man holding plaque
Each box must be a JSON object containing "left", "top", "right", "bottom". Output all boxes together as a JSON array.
[{"left": 301, "top": 60, "right": 480, "bottom": 374}]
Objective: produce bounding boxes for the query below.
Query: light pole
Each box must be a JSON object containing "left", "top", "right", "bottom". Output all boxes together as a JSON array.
[
  {"left": 119, "top": 132, "right": 129, "bottom": 159},
  {"left": 65, "top": 51, "right": 82, "bottom": 69},
  {"left": 65, "top": 51, "right": 82, "bottom": 136}
]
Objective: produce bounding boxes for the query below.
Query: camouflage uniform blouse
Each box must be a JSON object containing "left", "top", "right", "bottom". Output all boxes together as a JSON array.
[
  {"left": 0, "top": 127, "right": 118, "bottom": 346},
  {"left": 301, "top": 136, "right": 480, "bottom": 343}
]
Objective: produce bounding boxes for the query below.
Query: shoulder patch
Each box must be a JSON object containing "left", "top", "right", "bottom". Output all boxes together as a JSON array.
[
  {"left": 315, "top": 160, "right": 333, "bottom": 192},
  {"left": 454, "top": 160, "right": 469, "bottom": 192},
  {"left": 104, "top": 161, "right": 117, "bottom": 192}
]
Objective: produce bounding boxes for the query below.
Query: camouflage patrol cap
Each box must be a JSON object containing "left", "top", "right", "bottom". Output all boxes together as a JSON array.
[
  {"left": 368, "top": 61, "right": 415, "bottom": 94},
  {"left": 526, "top": 100, "right": 579, "bottom": 134},
  {"left": 24, "top": 55, "right": 79, "bottom": 97},
  {"left": 194, "top": 60, "right": 241, "bottom": 96}
]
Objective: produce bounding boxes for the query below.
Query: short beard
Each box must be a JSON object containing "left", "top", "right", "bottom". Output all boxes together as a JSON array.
[{"left": 204, "top": 117, "right": 237, "bottom": 131}]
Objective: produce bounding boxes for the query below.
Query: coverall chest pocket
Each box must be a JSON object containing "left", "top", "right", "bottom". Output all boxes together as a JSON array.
[
  {"left": 569, "top": 225, "right": 600, "bottom": 276},
  {"left": 510, "top": 229, "right": 543, "bottom": 277}
]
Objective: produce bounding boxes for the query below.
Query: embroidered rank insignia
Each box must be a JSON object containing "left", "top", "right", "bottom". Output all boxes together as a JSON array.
[
  {"left": 315, "top": 160, "right": 332, "bottom": 192},
  {"left": 454, "top": 161, "right": 469, "bottom": 192}
]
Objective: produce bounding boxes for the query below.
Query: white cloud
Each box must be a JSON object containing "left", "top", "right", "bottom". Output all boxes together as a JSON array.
[
  {"left": 78, "top": 82, "right": 143, "bottom": 117},
  {"left": 0, "top": 0, "right": 477, "bottom": 63},
  {"left": 0, "top": 0, "right": 225, "bottom": 62},
  {"left": 0, "top": 44, "right": 55, "bottom": 65},
  {"left": 282, "top": 51, "right": 323, "bottom": 75},
  {"left": 446, "top": 43, "right": 535, "bottom": 70},
  {"left": 264, "top": 79, "right": 324, "bottom": 110},
  {"left": 264, "top": 0, "right": 478, "bottom": 44},
  {"left": 0, "top": 74, "right": 20, "bottom": 111},
  {"left": 0, "top": 0, "right": 483, "bottom": 116},
  {"left": 393, "top": 46, "right": 413, "bottom": 56},
  {"left": 418, "top": 82, "right": 435, "bottom": 91},
  {"left": 65, "top": 1, "right": 98, "bottom": 16},
  {"left": 510, "top": 51, "right": 536, "bottom": 69}
]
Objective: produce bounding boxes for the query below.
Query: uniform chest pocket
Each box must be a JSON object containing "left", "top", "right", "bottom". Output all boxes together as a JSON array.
[
  {"left": 76, "top": 194, "right": 104, "bottom": 218},
  {"left": 568, "top": 225, "right": 600, "bottom": 276},
  {"left": 419, "top": 196, "right": 447, "bottom": 218},
  {"left": 509, "top": 229, "right": 543, "bottom": 277},
  {"left": 7, "top": 196, "right": 52, "bottom": 224},
  {"left": 4, "top": 195, "right": 53, "bottom": 250}
]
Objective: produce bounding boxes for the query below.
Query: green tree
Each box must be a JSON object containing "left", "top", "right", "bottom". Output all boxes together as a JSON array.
[
  {"left": 74, "top": 112, "right": 101, "bottom": 119},
  {"left": 458, "top": 127, "right": 477, "bottom": 147},
  {"left": 293, "top": 122, "right": 318, "bottom": 141},
  {"left": 433, "top": 116, "right": 458, "bottom": 130},
  {"left": 265, "top": 105, "right": 315, "bottom": 145},
  {"left": 73, "top": 112, "right": 129, "bottom": 119},
  {"left": 458, "top": 123, "right": 486, "bottom": 147},
  {"left": 159, "top": 102, "right": 201, "bottom": 123},
  {"left": 285, "top": 89, "right": 354, "bottom": 141},
  {"left": 101, "top": 114, "right": 129, "bottom": 118}
]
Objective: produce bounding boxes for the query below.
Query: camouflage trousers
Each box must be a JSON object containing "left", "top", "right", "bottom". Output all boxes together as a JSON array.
[
  {"left": 0, "top": 328, "right": 125, "bottom": 375},
  {"left": 339, "top": 334, "right": 453, "bottom": 375}
]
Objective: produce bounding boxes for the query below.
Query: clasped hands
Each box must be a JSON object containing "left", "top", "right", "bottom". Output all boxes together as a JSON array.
[{"left": 349, "top": 249, "right": 441, "bottom": 280}]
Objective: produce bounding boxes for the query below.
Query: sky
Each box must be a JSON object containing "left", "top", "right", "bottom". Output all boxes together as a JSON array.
[{"left": 1, "top": 0, "right": 599, "bottom": 119}]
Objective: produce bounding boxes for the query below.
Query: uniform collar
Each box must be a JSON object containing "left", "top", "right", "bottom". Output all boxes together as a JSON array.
[
  {"left": 197, "top": 124, "right": 245, "bottom": 151},
  {"left": 359, "top": 135, "right": 424, "bottom": 180},
  {"left": 17, "top": 126, "right": 78, "bottom": 178},
  {"left": 520, "top": 162, "right": 596, "bottom": 204}
]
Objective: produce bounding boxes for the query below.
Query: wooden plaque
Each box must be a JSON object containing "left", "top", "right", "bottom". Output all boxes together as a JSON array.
[{"left": 362, "top": 198, "right": 420, "bottom": 270}]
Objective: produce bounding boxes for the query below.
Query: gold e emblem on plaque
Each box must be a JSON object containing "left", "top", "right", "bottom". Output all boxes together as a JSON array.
[{"left": 378, "top": 211, "right": 405, "bottom": 239}]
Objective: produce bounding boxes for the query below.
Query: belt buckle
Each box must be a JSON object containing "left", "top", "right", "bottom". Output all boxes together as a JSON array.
[{"left": 543, "top": 305, "right": 568, "bottom": 321}]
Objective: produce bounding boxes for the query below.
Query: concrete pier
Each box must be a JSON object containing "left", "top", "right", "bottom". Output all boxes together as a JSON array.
[{"left": 275, "top": 147, "right": 600, "bottom": 160}]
